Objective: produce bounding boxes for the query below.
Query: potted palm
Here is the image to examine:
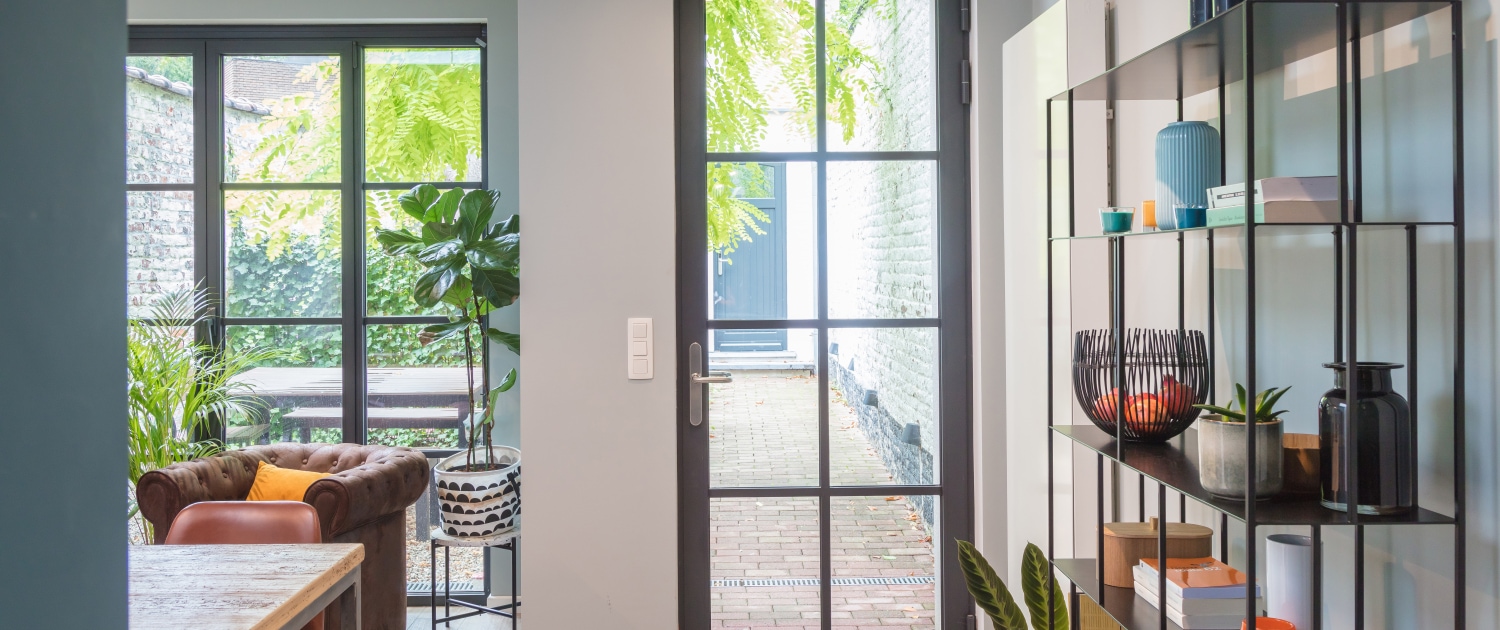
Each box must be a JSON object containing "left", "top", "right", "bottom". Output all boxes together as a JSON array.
[
  {"left": 1194, "top": 385, "right": 1289, "bottom": 500},
  {"left": 376, "top": 184, "right": 521, "bottom": 537}
]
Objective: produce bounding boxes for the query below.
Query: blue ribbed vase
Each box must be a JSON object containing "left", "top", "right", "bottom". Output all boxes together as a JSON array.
[{"left": 1155, "top": 121, "right": 1221, "bottom": 229}]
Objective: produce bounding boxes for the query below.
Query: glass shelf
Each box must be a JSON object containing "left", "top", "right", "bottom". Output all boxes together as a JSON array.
[
  {"left": 1049, "top": 220, "right": 1455, "bottom": 242},
  {"left": 1053, "top": 424, "right": 1455, "bottom": 526}
]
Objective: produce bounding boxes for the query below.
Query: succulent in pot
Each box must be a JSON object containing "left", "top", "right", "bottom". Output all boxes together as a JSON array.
[{"left": 1194, "top": 385, "right": 1289, "bottom": 501}]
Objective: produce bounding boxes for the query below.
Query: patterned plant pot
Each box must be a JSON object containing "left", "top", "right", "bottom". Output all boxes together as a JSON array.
[
  {"left": 435, "top": 447, "right": 521, "bottom": 538},
  {"left": 1154, "top": 121, "right": 1221, "bottom": 229}
]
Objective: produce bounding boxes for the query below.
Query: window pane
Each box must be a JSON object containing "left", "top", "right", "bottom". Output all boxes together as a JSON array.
[
  {"left": 366, "top": 324, "right": 477, "bottom": 449},
  {"left": 826, "top": 0, "right": 937, "bottom": 151},
  {"left": 709, "top": 329, "right": 819, "bottom": 487},
  {"left": 826, "top": 161, "right": 937, "bottom": 319},
  {"left": 831, "top": 496, "right": 937, "bottom": 628},
  {"left": 127, "top": 191, "right": 195, "bottom": 318},
  {"left": 707, "top": 162, "right": 817, "bottom": 321},
  {"left": 828, "top": 327, "right": 938, "bottom": 486},
  {"left": 705, "top": 0, "right": 816, "bottom": 152},
  {"left": 127, "top": 55, "right": 194, "bottom": 184},
  {"left": 225, "top": 190, "right": 341, "bottom": 318},
  {"left": 712, "top": 497, "right": 822, "bottom": 629},
  {"left": 223, "top": 55, "right": 341, "bottom": 183},
  {"left": 364, "top": 49, "right": 482, "bottom": 183},
  {"left": 225, "top": 325, "right": 343, "bottom": 445},
  {"left": 366, "top": 190, "right": 462, "bottom": 317}
]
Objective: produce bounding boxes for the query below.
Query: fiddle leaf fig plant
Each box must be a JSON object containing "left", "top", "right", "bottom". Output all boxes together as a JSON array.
[
  {"left": 375, "top": 184, "right": 519, "bottom": 471},
  {"left": 1194, "top": 384, "right": 1290, "bottom": 423}
]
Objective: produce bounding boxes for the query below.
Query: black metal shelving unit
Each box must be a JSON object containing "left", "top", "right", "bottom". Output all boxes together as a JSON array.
[{"left": 1041, "top": 2, "right": 1465, "bottom": 630}]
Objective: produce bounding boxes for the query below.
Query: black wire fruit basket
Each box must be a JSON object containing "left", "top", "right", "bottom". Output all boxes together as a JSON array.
[{"left": 1072, "top": 328, "right": 1209, "bottom": 442}]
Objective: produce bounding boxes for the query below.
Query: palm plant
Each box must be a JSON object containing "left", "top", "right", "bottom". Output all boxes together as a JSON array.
[
  {"left": 374, "top": 184, "right": 519, "bottom": 471},
  {"left": 126, "top": 289, "right": 288, "bottom": 542},
  {"left": 957, "top": 540, "right": 1069, "bottom": 630},
  {"left": 1194, "top": 384, "right": 1291, "bottom": 423}
]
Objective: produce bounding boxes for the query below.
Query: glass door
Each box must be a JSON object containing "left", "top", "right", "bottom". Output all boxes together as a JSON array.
[{"left": 678, "top": 1, "right": 972, "bottom": 628}]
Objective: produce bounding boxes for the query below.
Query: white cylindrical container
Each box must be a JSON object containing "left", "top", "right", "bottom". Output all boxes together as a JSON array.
[{"left": 1266, "top": 534, "right": 1314, "bottom": 629}]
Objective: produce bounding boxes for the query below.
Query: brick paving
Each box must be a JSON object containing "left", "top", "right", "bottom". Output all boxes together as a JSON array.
[{"left": 708, "top": 372, "right": 936, "bottom": 629}]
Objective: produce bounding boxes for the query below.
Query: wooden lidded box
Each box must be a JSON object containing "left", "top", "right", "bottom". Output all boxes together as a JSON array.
[{"left": 1102, "top": 517, "right": 1213, "bottom": 587}]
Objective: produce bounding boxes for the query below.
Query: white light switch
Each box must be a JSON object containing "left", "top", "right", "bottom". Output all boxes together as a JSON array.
[{"left": 627, "top": 317, "right": 653, "bottom": 379}]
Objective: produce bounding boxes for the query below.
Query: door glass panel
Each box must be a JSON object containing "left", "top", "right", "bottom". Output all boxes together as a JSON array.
[
  {"left": 704, "top": 0, "right": 816, "bottom": 152},
  {"left": 127, "top": 55, "right": 194, "bottom": 184},
  {"left": 224, "top": 324, "right": 343, "bottom": 445},
  {"left": 223, "top": 55, "right": 341, "bottom": 183},
  {"left": 712, "top": 497, "right": 822, "bottom": 629},
  {"left": 126, "top": 191, "right": 195, "bottom": 318},
  {"left": 826, "top": 161, "right": 938, "bottom": 319},
  {"left": 708, "top": 162, "right": 817, "bottom": 322},
  {"left": 828, "top": 328, "right": 938, "bottom": 486},
  {"left": 831, "top": 496, "right": 938, "bottom": 628},
  {"left": 366, "top": 324, "right": 474, "bottom": 449},
  {"left": 825, "top": 0, "right": 937, "bottom": 151},
  {"left": 364, "top": 48, "right": 483, "bottom": 183},
  {"left": 225, "top": 190, "right": 342, "bottom": 318},
  {"left": 710, "top": 329, "right": 820, "bottom": 487},
  {"left": 366, "top": 190, "right": 465, "bottom": 317}
]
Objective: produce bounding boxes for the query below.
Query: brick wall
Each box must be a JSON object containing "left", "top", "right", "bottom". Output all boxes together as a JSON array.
[{"left": 827, "top": 0, "right": 941, "bottom": 516}]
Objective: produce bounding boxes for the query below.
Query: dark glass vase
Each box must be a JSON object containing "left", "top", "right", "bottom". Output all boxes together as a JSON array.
[{"left": 1318, "top": 362, "right": 1413, "bottom": 514}]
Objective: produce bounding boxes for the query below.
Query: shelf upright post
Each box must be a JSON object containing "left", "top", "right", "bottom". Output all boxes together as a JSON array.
[
  {"left": 1242, "top": 2, "right": 1259, "bottom": 628},
  {"left": 1156, "top": 483, "right": 1168, "bottom": 630},
  {"left": 1312, "top": 524, "right": 1323, "bottom": 630},
  {"left": 1450, "top": 2, "right": 1467, "bottom": 628},
  {"left": 1097, "top": 452, "right": 1106, "bottom": 603},
  {"left": 1346, "top": 5, "right": 1366, "bottom": 627},
  {"left": 1045, "top": 94, "right": 1057, "bottom": 630},
  {"left": 1406, "top": 225, "right": 1419, "bottom": 513}
]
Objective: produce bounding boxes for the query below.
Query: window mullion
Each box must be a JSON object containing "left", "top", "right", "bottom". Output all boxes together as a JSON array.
[{"left": 343, "top": 41, "right": 367, "bottom": 445}]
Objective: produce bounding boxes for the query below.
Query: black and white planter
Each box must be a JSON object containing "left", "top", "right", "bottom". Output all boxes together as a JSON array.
[{"left": 434, "top": 447, "right": 521, "bottom": 538}]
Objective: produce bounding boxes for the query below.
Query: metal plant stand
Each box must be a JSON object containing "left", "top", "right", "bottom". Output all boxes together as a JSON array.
[{"left": 430, "top": 528, "right": 519, "bottom": 628}]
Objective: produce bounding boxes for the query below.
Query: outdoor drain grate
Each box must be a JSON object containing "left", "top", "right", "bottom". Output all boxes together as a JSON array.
[
  {"left": 407, "top": 581, "right": 482, "bottom": 593},
  {"left": 711, "top": 576, "right": 935, "bottom": 588}
]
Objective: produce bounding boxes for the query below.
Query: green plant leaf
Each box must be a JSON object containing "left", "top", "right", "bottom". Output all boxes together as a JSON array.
[
  {"left": 1235, "top": 383, "right": 1248, "bottom": 414},
  {"left": 1193, "top": 404, "right": 1245, "bottom": 421},
  {"left": 1259, "top": 386, "right": 1291, "bottom": 419},
  {"left": 413, "top": 259, "right": 464, "bottom": 307},
  {"left": 472, "top": 267, "right": 520, "bottom": 309},
  {"left": 496, "top": 367, "right": 518, "bottom": 392},
  {"left": 466, "top": 233, "right": 519, "bottom": 270},
  {"left": 956, "top": 540, "right": 1028, "bottom": 630},
  {"left": 374, "top": 228, "right": 424, "bottom": 255},
  {"left": 425, "top": 188, "right": 465, "bottom": 223},
  {"left": 1020, "top": 543, "right": 1067, "bottom": 630},
  {"left": 417, "top": 239, "right": 464, "bottom": 266},
  {"left": 486, "top": 328, "right": 520, "bottom": 355},
  {"left": 399, "top": 184, "right": 440, "bottom": 221},
  {"left": 418, "top": 320, "right": 470, "bottom": 346},
  {"left": 458, "top": 189, "right": 501, "bottom": 244},
  {"left": 486, "top": 214, "right": 519, "bottom": 238}
]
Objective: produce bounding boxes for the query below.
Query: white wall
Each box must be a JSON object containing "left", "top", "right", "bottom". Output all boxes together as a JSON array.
[{"left": 517, "top": 0, "right": 679, "bottom": 628}]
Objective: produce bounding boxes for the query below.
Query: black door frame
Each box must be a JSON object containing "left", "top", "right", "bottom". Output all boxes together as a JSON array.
[{"left": 675, "top": 1, "right": 973, "bottom": 627}]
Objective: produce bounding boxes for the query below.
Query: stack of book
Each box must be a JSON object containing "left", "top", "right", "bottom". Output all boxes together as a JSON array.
[
  {"left": 1205, "top": 176, "right": 1343, "bottom": 226},
  {"left": 1134, "top": 557, "right": 1263, "bottom": 629}
]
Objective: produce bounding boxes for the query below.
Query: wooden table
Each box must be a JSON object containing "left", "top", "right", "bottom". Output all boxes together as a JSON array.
[
  {"left": 129, "top": 544, "right": 364, "bottom": 630},
  {"left": 231, "top": 367, "right": 484, "bottom": 442}
]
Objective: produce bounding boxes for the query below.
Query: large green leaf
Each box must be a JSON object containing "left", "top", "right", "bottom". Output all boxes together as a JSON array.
[
  {"left": 418, "top": 320, "right": 470, "bottom": 347},
  {"left": 467, "top": 233, "right": 519, "bottom": 270},
  {"left": 1020, "top": 543, "right": 1068, "bottom": 630},
  {"left": 486, "top": 214, "right": 519, "bottom": 239},
  {"left": 495, "top": 367, "right": 517, "bottom": 392},
  {"left": 413, "top": 259, "right": 465, "bottom": 307},
  {"left": 399, "top": 184, "right": 441, "bottom": 221},
  {"left": 422, "top": 221, "right": 460, "bottom": 246},
  {"left": 472, "top": 267, "right": 520, "bottom": 309},
  {"left": 957, "top": 540, "right": 1028, "bottom": 630},
  {"left": 417, "top": 239, "right": 464, "bottom": 266},
  {"left": 486, "top": 328, "right": 520, "bottom": 355},
  {"left": 458, "top": 189, "right": 501, "bottom": 244},
  {"left": 374, "top": 228, "right": 424, "bottom": 255},
  {"left": 439, "top": 275, "right": 476, "bottom": 310},
  {"left": 425, "top": 188, "right": 465, "bottom": 223}
]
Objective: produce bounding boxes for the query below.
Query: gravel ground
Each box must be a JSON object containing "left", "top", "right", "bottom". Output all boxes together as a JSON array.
[{"left": 405, "top": 504, "right": 486, "bottom": 586}]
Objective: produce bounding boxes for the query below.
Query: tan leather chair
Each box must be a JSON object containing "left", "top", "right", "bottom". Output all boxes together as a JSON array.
[{"left": 165, "top": 501, "right": 326, "bottom": 630}]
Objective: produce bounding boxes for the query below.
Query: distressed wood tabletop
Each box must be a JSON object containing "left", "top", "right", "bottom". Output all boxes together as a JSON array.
[{"left": 129, "top": 544, "right": 363, "bottom": 630}]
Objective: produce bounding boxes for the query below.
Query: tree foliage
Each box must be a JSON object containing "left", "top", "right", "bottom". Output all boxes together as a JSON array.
[{"left": 704, "top": 0, "right": 879, "bottom": 255}]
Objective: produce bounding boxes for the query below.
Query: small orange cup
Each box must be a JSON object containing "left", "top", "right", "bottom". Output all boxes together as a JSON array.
[
  {"left": 1142, "top": 200, "right": 1157, "bottom": 228},
  {"left": 1242, "top": 618, "right": 1295, "bottom": 630}
]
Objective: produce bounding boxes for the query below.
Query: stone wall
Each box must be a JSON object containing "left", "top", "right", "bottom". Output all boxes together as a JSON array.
[{"left": 826, "top": 0, "right": 941, "bottom": 526}]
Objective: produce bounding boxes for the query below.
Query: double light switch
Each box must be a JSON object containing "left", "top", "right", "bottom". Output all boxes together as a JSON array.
[{"left": 628, "top": 317, "right": 653, "bottom": 379}]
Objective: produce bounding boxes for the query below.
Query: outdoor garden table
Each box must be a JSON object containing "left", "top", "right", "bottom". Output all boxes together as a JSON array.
[
  {"left": 128, "top": 543, "right": 363, "bottom": 630},
  {"left": 230, "top": 367, "right": 485, "bottom": 442}
]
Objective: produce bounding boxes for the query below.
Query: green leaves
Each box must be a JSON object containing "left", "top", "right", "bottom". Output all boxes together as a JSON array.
[
  {"left": 496, "top": 367, "right": 518, "bottom": 393},
  {"left": 472, "top": 266, "right": 520, "bottom": 309},
  {"left": 399, "top": 184, "right": 441, "bottom": 221},
  {"left": 957, "top": 540, "right": 1029, "bottom": 630},
  {"left": 1020, "top": 543, "right": 1067, "bottom": 630},
  {"left": 486, "top": 328, "right": 520, "bottom": 355},
  {"left": 1194, "top": 384, "right": 1291, "bottom": 423},
  {"left": 375, "top": 228, "right": 424, "bottom": 256},
  {"left": 467, "top": 233, "right": 519, "bottom": 270},
  {"left": 459, "top": 189, "right": 501, "bottom": 244},
  {"left": 414, "top": 259, "right": 464, "bottom": 307}
]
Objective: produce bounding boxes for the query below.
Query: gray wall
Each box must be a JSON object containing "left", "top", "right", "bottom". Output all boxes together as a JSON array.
[{"left": 0, "top": 0, "right": 127, "bottom": 627}]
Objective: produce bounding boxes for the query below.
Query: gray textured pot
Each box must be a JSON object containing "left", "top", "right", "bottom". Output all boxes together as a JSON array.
[{"left": 1197, "top": 416, "right": 1283, "bottom": 500}]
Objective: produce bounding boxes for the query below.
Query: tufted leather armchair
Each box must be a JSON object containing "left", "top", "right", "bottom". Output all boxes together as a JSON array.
[{"left": 136, "top": 443, "right": 430, "bottom": 630}]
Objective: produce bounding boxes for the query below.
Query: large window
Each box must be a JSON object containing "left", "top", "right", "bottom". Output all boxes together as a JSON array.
[{"left": 127, "top": 25, "right": 490, "bottom": 600}]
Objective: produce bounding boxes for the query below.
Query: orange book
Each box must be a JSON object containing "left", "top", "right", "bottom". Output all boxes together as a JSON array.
[{"left": 1139, "top": 557, "right": 1260, "bottom": 599}]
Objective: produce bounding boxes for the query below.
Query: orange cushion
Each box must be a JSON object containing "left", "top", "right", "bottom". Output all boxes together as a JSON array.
[{"left": 246, "top": 461, "right": 331, "bottom": 502}]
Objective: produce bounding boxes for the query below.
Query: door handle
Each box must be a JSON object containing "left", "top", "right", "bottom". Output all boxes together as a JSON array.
[{"left": 688, "top": 342, "right": 731, "bottom": 426}]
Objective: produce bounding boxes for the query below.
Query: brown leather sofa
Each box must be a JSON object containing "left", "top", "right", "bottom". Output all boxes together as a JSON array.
[{"left": 136, "top": 443, "right": 430, "bottom": 630}]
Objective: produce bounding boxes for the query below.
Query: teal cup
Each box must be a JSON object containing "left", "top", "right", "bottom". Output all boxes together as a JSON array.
[
  {"left": 1100, "top": 207, "right": 1135, "bottom": 234},
  {"left": 1173, "top": 206, "right": 1207, "bottom": 229}
]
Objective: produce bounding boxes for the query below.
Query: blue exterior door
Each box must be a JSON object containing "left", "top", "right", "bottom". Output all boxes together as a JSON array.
[{"left": 713, "top": 163, "right": 788, "bottom": 351}]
